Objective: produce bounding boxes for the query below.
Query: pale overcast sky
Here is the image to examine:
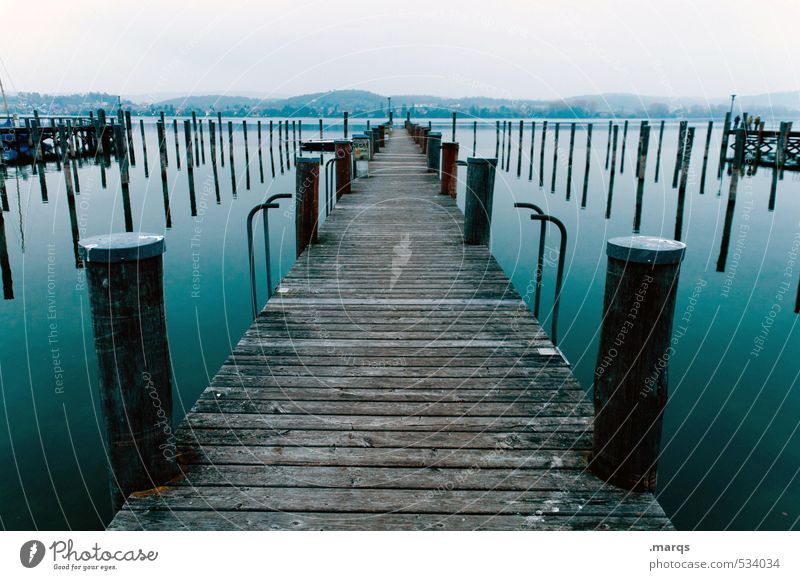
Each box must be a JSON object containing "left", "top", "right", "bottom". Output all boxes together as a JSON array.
[{"left": 2, "top": 0, "right": 798, "bottom": 100}]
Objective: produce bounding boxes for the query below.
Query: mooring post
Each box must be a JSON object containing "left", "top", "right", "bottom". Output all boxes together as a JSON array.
[
  {"left": 672, "top": 120, "right": 688, "bottom": 187},
  {"left": 343, "top": 112, "right": 348, "bottom": 138},
  {"left": 441, "top": 141, "right": 459, "bottom": 197},
  {"left": 78, "top": 233, "right": 176, "bottom": 506},
  {"left": 605, "top": 120, "right": 612, "bottom": 169},
  {"left": 463, "top": 158, "right": 498, "bottom": 245},
  {"left": 427, "top": 132, "right": 442, "bottom": 174},
  {"left": 592, "top": 235, "right": 686, "bottom": 492},
  {"left": 295, "top": 157, "right": 320, "bottom": 257},
  {"left": 420, "top": 127, "right": 429, "bottom": 154},
  {"left": 333, "top": 140, "right": 352, "bottom": 196}
]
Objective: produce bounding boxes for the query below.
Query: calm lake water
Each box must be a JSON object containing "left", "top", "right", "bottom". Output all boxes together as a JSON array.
[{"left": 0, "top": 117, "right": 797, "bottom": 530}]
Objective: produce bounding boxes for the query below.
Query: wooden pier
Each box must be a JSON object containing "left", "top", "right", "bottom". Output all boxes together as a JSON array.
[{"left": 107, "top": 127, "right": 672, "bottom": 531}]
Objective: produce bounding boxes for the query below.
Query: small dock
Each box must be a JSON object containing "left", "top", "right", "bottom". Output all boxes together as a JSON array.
[{"left": 108, "top": 127, "right": 672, "bottom": 531}]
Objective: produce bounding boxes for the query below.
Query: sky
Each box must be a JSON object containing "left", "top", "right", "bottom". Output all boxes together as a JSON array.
[{"left": 1, "top": 0, "right": 798, "bottom": 101}]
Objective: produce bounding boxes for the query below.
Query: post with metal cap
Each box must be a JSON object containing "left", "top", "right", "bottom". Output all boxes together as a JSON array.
[
  {"left": 78, "top": 233, "right": 176, "bottom": 507},
  {"left": 426, "top": 132, "right": 442, "bottom": 173},
  {"left": 295, "top": 157, "right": 320, "bottom": 257},
  {"left": 463, "top": 158, "right": 498, "bottom": 245},
  {"left": 333, "top": 139, "right": 352, "bottom": 196},
  {"left": 441, "top": 141, "right": 459, "bottom": 197},
  {"left": 592, "top": 236, "right": 686, "bottom": 492}
]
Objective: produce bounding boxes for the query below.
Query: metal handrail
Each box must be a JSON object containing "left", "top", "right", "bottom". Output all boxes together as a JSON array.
[
  {"left": 514, "top": 202, "right": 546, "bottom": 318},
  {"left": 514, "top": 203, "right": 567, "bottom": 347},
  {"left": 324, "top": 157, "right": 336, "bottom": 215},
  {"left": 247, "top": 193, "right": 292, "bottom": 319}
]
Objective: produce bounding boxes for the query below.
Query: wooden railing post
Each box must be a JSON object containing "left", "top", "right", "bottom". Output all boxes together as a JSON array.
[
  {"left": 78, "top": 233, "right": 176, "bottom": 506},
  {"left": 295, "top": 156, "right": 320, "bottom": 257},
  {"left": 440, "top": 141, "right": 459, "bottom": 197},
  {"left": 463, "top": 157, "right": 497, "bottom": 245},
  {"left": 333, "top": 139, "right": 352, "bottom": 195},
  {"left": 592, "top": 235, "right": 686, "bottom": 492},
  {"left": 420, "top": 127, "right": 430, "bottom": 154},
  {"left": 426, "top": 131, "right": 442, "bottom": 173}
]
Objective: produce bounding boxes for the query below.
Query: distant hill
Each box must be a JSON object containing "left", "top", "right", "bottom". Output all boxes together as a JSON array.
[{"left": 5, "top": 89, "right": 800, "bottom": 119}]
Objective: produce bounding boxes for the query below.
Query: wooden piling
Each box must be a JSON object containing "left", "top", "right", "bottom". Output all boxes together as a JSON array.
[
  {"left": 495, "top": 121, "right": 500, "bottom": 157},
  {"left": 633, "top": 125, "right": 651, "bottom": 233},
  {"left": 505, "top": 120, "right": 512, "bottom": 171},
  {"left": 269, "top": 120, "right": 276, "bottom": 178},
  {"left": 218, "top": 112, "right": 224, "bottom": 167},
  {"left": 605, "top": 120, "right": 612, "bottom": 169},
  {"left": 550, "top": 122, "right": 560, "bottom": 192},
  {"left": 634, "top": 121, "right": 648, "bottom": 179},
  {"left": 619, "top": 120, "right": 629, "bottom": 174},
  {"left": 452, "top": 112, "right": 457, "bottom": 142},
  {"left": 208, "top": 121, "right": 220, "bottom": 203},
  {"left": 472, "top": 120, "right": 477, "bottom": 156},
  {"left": 654, "top": 120, "right": 665, "bottom": 183},
  {"left": 295, "top": 157, "right": 320, "bottom": 256},
  {"left": 500, "top": 121, "right": 506, "bottom": 168},
  {"left": 333, "top": 140, "right": 352, "bottom": 196},
  {"left": 78, "top": 233, "right": 176, "bottom": 506},
  {"left": 516, "top": 120, "right": 524, "bottom": 177},
  {"left": 463, "top": 158, "right": 498, "bottom": 245},
  {"left": 139, "top": 119, "right": 149, "bottom": 178},
  {"left": 441, "top": 141, "right": 459, "bottom": 198},
  {"left": 672, "top": 120, "right": 688, "bottom": 187},
  {"left": 172, "top": 119, "right": 181, "bottom": 170},
  {"left": 717, "top": 112, "right": 731, "bottom": 177},
  {"left": 191, "top": 111, "right": 199, "bottom": 166},
  {"left": 343, "top": 112, "right": 349, "bottom": 139},
  {"left": 124, "top": 110, "right": 136, "bottom": 166},
  {"left": 199, "top": 119, "right": 206, "bottom": 165},
  {"left": 426, "top": 132, "right": 442, "bottom": 174},
  {"left": 592, "top": 235, "right": 686, "bottom": 492}
]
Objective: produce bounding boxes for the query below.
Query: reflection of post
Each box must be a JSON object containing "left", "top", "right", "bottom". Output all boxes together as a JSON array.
[
  {"left": 257, "top": 120, "right": 264, "bottom": 184},
  {"left": 184, "top": 120, "right": 197, "bottom": 216},
  {"left": 550, "top": 122, "right": 560, "bottom": 192},
  {"left": 463, "top": 158, "right": 498, "bottom": 245},
  {"left": 581, "top": 123, "right": 592, "bottom": 208},
  {"left": 60, "top": 127, "right": 82, "bottom": 268},
  {"left": 539, "top": 121, "right": 547, "bottom": 188},
  {"left": 243, "top": 120, "right": 251, "bottom": 191},
  {"left": 674, "top": 127, "right": 694, "bottom": 241},
  {"left": 209, "top": 121, "right": 220, "bottom": 204},
  {"left": 228, "top": 121, "right": 236, "bottom": 196},
  {"left": 606, "top": 125, "right": 619, "bottom": 219},
  {"left": 0, "top": 204, "right": 14, "bottom": 299},
  {"left": 699, "top": 121, "right": 713, "bottom": 194},
  {"left": 565, "top": 123, "right": 576, "bottom": 200},
  {"left": 592, "top": 235, "right": 686, "bottom": 492},
  {"left": 156, "top": 121, "right": 172, "bottom": 227},
  {"left": 717, "top": 130, "right": 745, "bottom": 272},
  {"left": 528, "top": 121, "right": 535, "bottom": 181},
  {"left": 78, "top": 233, "right": 176, "bottom": 508}
]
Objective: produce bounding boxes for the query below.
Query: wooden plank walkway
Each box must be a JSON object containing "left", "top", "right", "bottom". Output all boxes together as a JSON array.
[{"left": 108, "top": 128, "right": 672, "bottom": 530}]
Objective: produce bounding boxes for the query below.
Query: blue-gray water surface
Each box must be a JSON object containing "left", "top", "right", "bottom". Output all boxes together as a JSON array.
[{"left": 0, "top": 117, "right": 797, "bottom": 530}]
